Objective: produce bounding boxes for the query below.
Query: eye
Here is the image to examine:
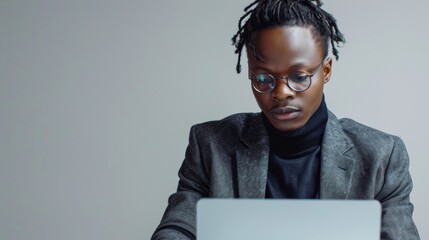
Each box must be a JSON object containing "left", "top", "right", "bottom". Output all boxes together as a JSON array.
[
  {"left": 252, "top": 74, "right": 275, "bottom": 92},
  {"left": 254, "top": 73, "right": 272, "bottom": 83},
  {"left": 289, "top": 73, "right": 309, "bottom": 82}
]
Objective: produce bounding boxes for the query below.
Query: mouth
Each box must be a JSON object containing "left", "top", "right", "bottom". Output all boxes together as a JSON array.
[{"left": 270, "top": 106, "right": 301, "bottom": 121}]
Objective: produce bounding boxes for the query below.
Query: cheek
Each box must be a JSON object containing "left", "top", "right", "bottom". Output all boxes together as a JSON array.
[
  {"left": 304, "top": 82, "right": 325, "bottom": 110},
  {"left": 252, "top": 90, "right": 269, "bottom": 110},
  {"left": 307, "top": 76, "right": 325, "bottom": 97}
]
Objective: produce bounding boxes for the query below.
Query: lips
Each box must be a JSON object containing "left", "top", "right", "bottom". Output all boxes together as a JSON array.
[{"left": 271, "top": 106, "right": 300, "bottom": 120}]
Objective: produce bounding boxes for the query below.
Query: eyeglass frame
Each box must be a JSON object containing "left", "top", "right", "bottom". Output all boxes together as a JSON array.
[{"left": 248, "top": 59, "right": 326, "bottom": 94}]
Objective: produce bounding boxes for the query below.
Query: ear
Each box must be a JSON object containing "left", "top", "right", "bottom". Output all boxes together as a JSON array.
[{"left": 322, "top": 57, "right": 333, "bottom": 84}]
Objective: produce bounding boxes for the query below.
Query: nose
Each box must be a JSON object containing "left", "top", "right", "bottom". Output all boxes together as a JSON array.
[{"left": 271, "top": 79, "right": 296, "bottom": 100}]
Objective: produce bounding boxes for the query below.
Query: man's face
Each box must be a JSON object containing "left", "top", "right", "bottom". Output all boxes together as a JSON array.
[{"left": 247, "top": 26, "right": 332, "bottom": 132}]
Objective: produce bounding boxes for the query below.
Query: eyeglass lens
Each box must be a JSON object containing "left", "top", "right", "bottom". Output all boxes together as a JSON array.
[{"left": 252, "top": 73, "right": 311, "bottom": 93}]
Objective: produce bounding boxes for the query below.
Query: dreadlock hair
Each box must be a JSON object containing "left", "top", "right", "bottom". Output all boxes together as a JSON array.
[{"left": 232, "top": 0, "right": 345, "bottom": 73}]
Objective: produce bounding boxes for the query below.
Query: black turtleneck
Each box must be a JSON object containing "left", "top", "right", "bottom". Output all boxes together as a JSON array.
[{"left": 263, "top": 98, "right": 328, "bottom": 199}]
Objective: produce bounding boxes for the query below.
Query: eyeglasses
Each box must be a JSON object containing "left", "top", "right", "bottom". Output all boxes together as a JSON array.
[{"left": 248, "top": 60, "right": 325, "bottom": 93}]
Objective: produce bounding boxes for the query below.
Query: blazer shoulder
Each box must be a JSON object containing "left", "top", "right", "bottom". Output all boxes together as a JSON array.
[
  {"left": 191, "top": 112, "right": 260, "bottom": 141},
  {"left": 338, "top": 117, "right": 402, "bottom": 153}
]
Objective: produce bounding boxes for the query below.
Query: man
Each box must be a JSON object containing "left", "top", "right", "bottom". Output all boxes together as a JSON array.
[{"left": 152, "top": 0, "right": 420, "bottom": 239}]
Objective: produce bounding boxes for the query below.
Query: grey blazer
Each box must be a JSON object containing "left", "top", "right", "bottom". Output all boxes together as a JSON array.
[{"left": 152, "top": 112, "right": 420, "bottom": 240}]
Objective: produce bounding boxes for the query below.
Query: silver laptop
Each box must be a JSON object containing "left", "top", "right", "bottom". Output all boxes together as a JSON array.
[{"left": 197, "top": 199, "right": 381, "bottom": 240}]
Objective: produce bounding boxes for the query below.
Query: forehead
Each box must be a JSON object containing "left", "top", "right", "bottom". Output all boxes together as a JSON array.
[{"left": 247, "top": 26, "right": 323, "bottom": 70}]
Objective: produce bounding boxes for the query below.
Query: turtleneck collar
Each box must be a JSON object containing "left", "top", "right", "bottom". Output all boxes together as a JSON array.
[{"left": 262, "top": 97, "right": 328, "bottom": 155}]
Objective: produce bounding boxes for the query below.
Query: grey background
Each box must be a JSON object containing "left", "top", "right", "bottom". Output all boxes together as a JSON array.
[{"left": 0, "top": 0, "right": 427, "bottom": 239}]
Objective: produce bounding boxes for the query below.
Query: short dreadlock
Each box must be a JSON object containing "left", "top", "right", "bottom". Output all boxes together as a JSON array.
[{"left": 232, "top": 0, "right": 345, "bottom": 73}]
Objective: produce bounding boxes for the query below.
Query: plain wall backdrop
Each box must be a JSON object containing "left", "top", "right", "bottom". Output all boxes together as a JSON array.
[{"left": 1, "top": 0, "right": 428, "bottom": 239}]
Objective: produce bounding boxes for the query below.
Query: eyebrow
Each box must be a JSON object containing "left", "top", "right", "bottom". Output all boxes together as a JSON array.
[{"left": 251, "top": 62, "right": 312, "bottom": 73}]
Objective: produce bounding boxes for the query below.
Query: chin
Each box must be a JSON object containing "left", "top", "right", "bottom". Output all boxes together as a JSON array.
[{"left": 272, "top": 120, "right": 304, "bottom": 132}]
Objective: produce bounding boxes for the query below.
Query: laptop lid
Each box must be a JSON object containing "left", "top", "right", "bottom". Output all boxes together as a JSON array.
[{"left": 197, "top": 199, "right": 381, "bottom": 240}]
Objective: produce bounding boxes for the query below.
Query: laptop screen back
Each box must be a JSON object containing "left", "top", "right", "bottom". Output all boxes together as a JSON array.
[{"left": 197, "top": 199, "right": 381, "bottom": 240}]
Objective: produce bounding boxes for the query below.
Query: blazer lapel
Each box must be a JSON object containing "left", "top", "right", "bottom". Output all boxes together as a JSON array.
[
  {"left": 236, "top": 114, "right": 270, "bottom": 198},
  {"left": 319, "top": 112, "right": 356, "bottom": 199}
]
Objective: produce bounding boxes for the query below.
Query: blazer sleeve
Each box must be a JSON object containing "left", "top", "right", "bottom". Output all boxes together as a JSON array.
[
  {"left": 376, "top": 137, "right": 420, "bottom": 240},
  {"left": 151, "top": 125, "right": 210, "bottom": 240}
]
